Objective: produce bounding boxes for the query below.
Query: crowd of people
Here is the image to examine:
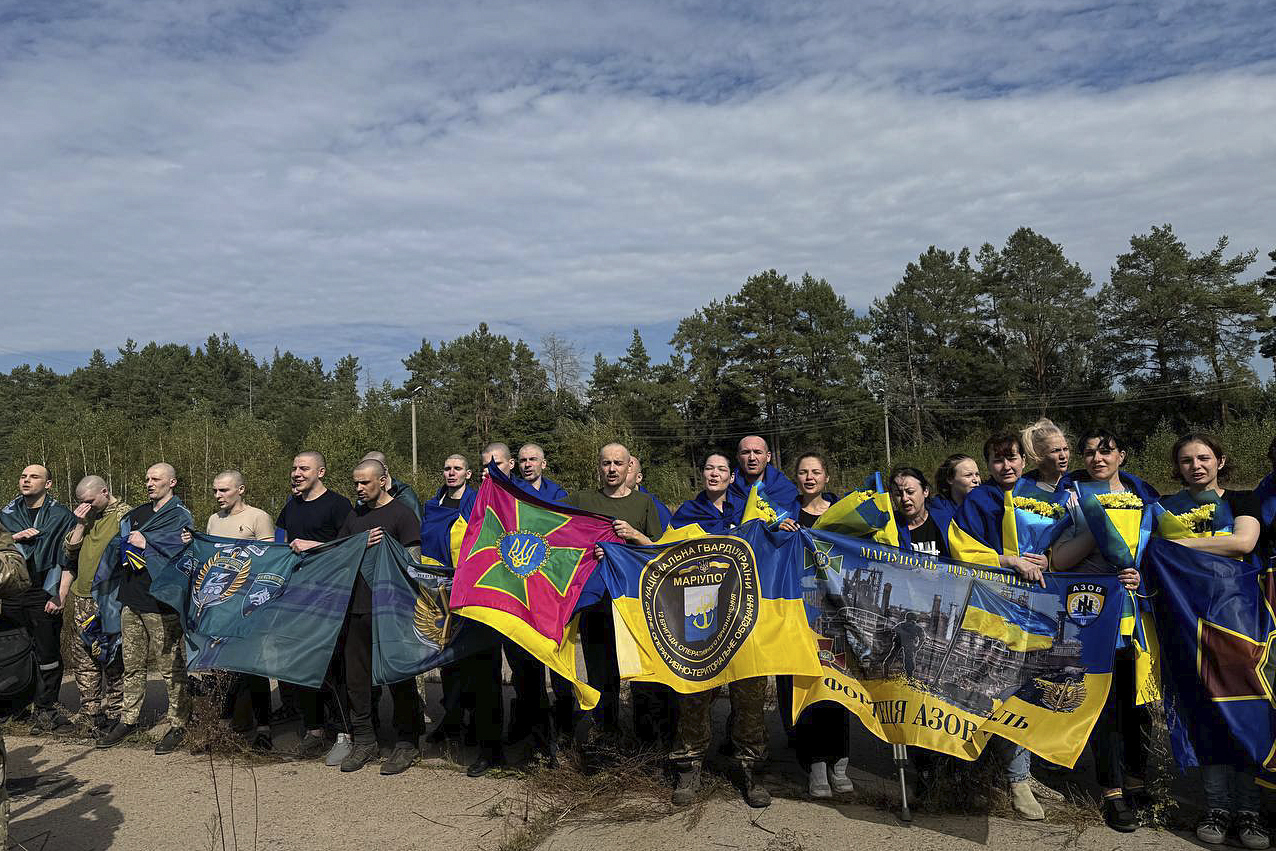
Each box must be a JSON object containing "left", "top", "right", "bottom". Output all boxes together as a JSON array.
[{"left": 0, "top": 421, "right": 1272, "bottom": 848}]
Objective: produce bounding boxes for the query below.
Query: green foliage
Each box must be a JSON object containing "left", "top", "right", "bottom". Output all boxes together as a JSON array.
[{"left": 1, "top": 226, "right": 1273, "bottom": 517}]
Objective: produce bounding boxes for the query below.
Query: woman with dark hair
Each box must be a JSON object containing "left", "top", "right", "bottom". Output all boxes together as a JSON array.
[
  {"left": 1054, "top": 428, "right": 1159, "bottom": 832},
  {"left": 786, "top": 451, "right": 854, "bottom": 799},
  {"left": 1155, "top": 434, "right": 1266, "bottom": 848},
  {"left": 669, "top": 453, "right": 736, "bottom": 535},
  {"left": 889, "top": 467, "right": 948, "bottom": 558}
]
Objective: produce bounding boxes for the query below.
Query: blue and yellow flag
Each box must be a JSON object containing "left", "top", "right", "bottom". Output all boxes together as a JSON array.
[
  {"left": 1144, "top": 536, "right": 1276, "bottom": 787},
  {"left": 1157, "top": 489, "right": 1235, "bottom": 541},
  {"left": 813, "top": 473, "right": 899, "bottom": 546},
  {"left": 419, "top": 485, "right": 477, "bottom": 569},
  {"left": 947, "top": 480, "right": 1070, "bottom": 566},
  {"left": 793, "top": 527, "right": 1122, "bottom": 766},
  {"left": 961, "top": 581, "right": 1056, "bottom": 652},
  {"left": 741, "top": 480, "right": 792, "bottom": 526},
  {"left": 92, "top": 496, "right": 193, "bottom": 636},
  {"left": 599, "top": 520, "right": 822, "bottom": 693}
]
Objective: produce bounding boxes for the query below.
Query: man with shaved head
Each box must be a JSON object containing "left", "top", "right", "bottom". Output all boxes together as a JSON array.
[
  {"left": 199, "top": 470, "right": 277, "bottom": 749},
  {"left": 274, "top": 451, "right": 354, "bottom": 762},
  {"left": 725, "top": 435, "right": 800, "bottom": 527},
  {"left": 515, "top": 443, "right": 568, "bottom": 503},
  {"left": 98, "top": 462, "right": 195, "bottom": 753},
  {"left": 336, "top": 458, "right": 423, "bottom": 775},
  {"left": 61, "top": 475, "right": 130, "bottom": 733},
  {"left": 481, "top": 442, "right": 515, "bottom": 480},
  {"left": 360, "top": 451, "right": 422, "bottom": 520},
  {"left": 566, "top": 442, "right": 669, "bottom": 742},
  {"left": 0, "top": 463, "right": 76, "bottom": 732}
]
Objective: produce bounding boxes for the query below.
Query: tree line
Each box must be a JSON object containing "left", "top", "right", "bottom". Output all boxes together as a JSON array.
[{"left": 3, "top": 223, "right": 1275, "bottom": 522}]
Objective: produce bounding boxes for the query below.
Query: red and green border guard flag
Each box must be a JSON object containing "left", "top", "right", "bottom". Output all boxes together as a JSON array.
[{"left": 450, "top": 468, "right": 620, "bottom": 709}]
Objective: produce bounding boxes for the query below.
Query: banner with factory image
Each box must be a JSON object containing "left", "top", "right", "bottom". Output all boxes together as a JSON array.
[{"left": 792, "top": 528, "right": 1124, "bottom": 766}]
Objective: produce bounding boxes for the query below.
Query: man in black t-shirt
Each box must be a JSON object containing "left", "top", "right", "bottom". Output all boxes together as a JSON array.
[
  {"left": 337, "top": 459, "right": 423, "bottom": 775},
  {"left": 275, "top": 451, "right": 354, "bottom": 761}
]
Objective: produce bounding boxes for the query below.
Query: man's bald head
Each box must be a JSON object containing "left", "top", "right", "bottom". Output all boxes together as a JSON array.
[
  {"left": 292, "top": 451, "right": 327, "bottom": 497},
  {"left": 599, "top": 443, "right": 631, "bottom": 490},
  {"left": 624, "top": 454, "right": 644, "bottom": 489},
  {"left": 736, "top": 435, "right": 771, "bottom": 482},
  {"left": 353, "top": 459, "right": 389, "bottom": 505},
  {"left": 18, "top": 464, "right": 52, "bottom": 502},
  {"left": 361, "top": 451, "right": 391, "bottom": 478},
  {"left": 74, "top": 474, "right": 111, "bottom": 514},
  {"left": 144, "top": 463, "right": 177, "bottom": 504},
  {"left": 75, "top": 475, "right": 107, "bottom": 498},
  {"left": 481, "top": 443, "right": 514, "bottom": 479},
  {"left": 517, "top": 443, "right": 547, "bottom": 485},
  {"left": 355, "top": 459, "right": 387, "bottom": 478}
]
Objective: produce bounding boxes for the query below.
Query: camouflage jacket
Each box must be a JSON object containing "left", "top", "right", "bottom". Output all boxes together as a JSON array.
[{"left": 0, "top": 530, "right": 30, "bottom": 613}]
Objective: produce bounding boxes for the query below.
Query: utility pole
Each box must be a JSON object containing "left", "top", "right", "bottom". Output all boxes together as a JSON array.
[
  {"left": 881, "top": 387, "right": 892, "bottom": 470},
  {"left": 410, "top": 386, "right": 423, "bottom": 476}
]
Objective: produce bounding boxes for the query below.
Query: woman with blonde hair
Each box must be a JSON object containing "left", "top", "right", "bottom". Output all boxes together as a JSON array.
[{"left": 1020, "top": 418, "right": 1071, "bottom": 491}]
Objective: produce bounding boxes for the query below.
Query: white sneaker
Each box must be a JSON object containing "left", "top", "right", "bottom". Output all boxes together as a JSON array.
[
  {"left": 808, "top": 761, "right": 832, "bottom": 799},
  {"left": 830, "top": 758, "right": 855, "bottom": 793},
  {"left": 325, "top": 733, "right": 352, "bottom": 767}
]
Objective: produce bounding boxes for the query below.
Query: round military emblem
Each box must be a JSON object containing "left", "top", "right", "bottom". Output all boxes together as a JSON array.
[
  {"left": 192, "top": 551, "right": 252, "bottom": 617},
  {"left": 640, "top": 536, "right": 760, "bottom": 682},
  {"left": 498, "top": 532, "right": 547, "bottom": 578}
]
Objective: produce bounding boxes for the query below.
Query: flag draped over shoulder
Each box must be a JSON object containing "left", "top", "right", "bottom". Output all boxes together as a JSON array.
[
  {"left": 664, "top": 491, "right": 736, "bottom": 542},
  {"left": 92, "top": 497, "right": 193, "bottom": 635},
  {"left": 814, "top": 473, "right": 900, "bottom": 546},
  {"left": 948, "top": 481, "right": 1070, "bottom": 566},
  {"left": 449, "top": 470, "right": 619, "bottom": 709},
  {"left": 726, "top": 466, "right": 798, "bottom": 527},
  {"left": 420, "top": 485, "right": 477, "bottom": 569},
  {"left": 149, "top": 531, "right": 366, "bottom": 688},
  {"left": 741, "top": 480, "right": 793, "bottom": 526},
  {"left": 0, "top": 495, "right": 74, "bottom": 595},
  {"left": 599, "top": 520, "right": 822, "bottom": 693},
  {"left": 793, "top": 528, "right": 1122, "bottom": 766},
  {"left": 1157, "top": 489, "right": 1236, "bottom": 540},
  {"left": 368, "top": 537, "right": 500, "bottom": 685},
  {"left": 1143, "top": 536, "right": 1276, "bottom": 786}
]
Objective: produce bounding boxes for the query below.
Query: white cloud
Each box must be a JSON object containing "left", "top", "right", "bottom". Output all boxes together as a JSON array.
[{"left": 0, "top": 1, "right": 1273, "bottom": 380}]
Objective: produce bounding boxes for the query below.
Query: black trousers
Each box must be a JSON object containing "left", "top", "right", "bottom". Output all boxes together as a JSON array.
[
  {"left": 440, "top": 645, "right": 504, "bottom": 758},
  {"left": 300, "top": 631, "right": 348, "bottom": 734},
  {"left": 343, "top": 611, "right": 422, "bottom": 746},
  {"left": 218, "top": 673, "right": 272, "bottom": 727},
  {"left": 4, "top": 594, "right": 64, "bottom": 711},
  {"left": 1090, "top": 653, "right": 1150, "bottom": 790},
  {"left": 505, "top": 640, "right": 551, "bottom": 746},
  {"left": 795, "top": 700, "right": 851, "bottom": 771},
  {"left": 579, "top": 602, "right": 621, "bottom": 733}
]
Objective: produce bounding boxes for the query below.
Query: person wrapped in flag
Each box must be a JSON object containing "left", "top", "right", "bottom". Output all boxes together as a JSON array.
[
  {"left": 889, "top": 468, "right": 949, "bottom": 558},
  {"left": 1054, "top": 428, "right": 1160, "bottom": 832},
  {"left": 1152, "top": 434, "right": 1266, "bottom": 848},
  {"left": 666, "top": 453, "right": 738, "bottom": 539},
  {"left": 944, "top": 430, "right": 1072, "bottom": 820},
  {"left": 725, "top": 435, "right": 800, "bottom": 527}
]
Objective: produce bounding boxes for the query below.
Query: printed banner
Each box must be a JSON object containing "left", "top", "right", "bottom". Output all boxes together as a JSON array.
[{"left": 793, "top": 528, "right": 1122, "bottom": 766}]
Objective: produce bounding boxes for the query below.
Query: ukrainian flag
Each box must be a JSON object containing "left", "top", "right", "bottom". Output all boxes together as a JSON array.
[
  {"left": 813, "top": 473, "right": 900, "bottom": 547},
  {"left": 741, "top": 480, "right": 792, "bottom": 526},
  {"left": 598, "top": 520, "right": 822, "bottom": 693},
  {"left": 960, "top": 581, "right": 1057, "bottom": 652}
]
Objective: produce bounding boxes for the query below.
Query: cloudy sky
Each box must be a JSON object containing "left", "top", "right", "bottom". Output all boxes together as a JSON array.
[{"left": 2, "top": 1, "right": 1273, "bottom": 384}]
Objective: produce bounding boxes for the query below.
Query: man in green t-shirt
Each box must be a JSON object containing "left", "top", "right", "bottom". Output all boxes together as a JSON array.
[
  {"left": 566, "top": 443, "right": 673, "bottom": 742},
  {"left": 61, "top": 475, "right": 131, "bottom": 733}
]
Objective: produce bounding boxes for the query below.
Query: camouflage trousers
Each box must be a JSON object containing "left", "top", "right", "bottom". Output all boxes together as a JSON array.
[
  {"left": 71, "top": 595, "right": 124, "bottom": 721},
  {"left": 120, "top": 608, "right": 190, "bottom": 728},
  {"left": 671, "top": 676, "right": 768, "bottom": 768}
]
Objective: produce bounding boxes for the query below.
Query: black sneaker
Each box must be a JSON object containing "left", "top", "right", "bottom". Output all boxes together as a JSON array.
[
  {"left": 251, "top": 730, "right": 274, "bottom": 752},
  {"left": 340, "top": 742, "right": 379, "bottom": 773},
  {"left": 96, "top": 721, "right": 137, "bottom": 749},
  {"left": 740, "top": 764, "right": 771, "bottom": 809},
  {"left": 1123, "top": 785, "right": 1152, "bottom": 811},
  {"left": 294, "top": 732, "right": 329, "bottom": 760},
  {"left": 30, "top": 708, "right": 72, "bottom": 735},
  {"left": 380, "top": 744, "right": 418, "bottom": 775},
  {"left": 671, "top": 764, "right": 701, "bottom": 807},
  {"left": 1102, "top": 795, "right": 1138, "bottom": 833},
  {"left": 466, "top": 755, "right": 498, "bottom": 777},
  {"left": 154, "top": 726, "right": 187, "bottom": 755}
]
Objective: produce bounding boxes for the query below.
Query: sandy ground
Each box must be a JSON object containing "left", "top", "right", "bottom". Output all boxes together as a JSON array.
[{"left": 0, "top": 679, "right": 1225, "bottom": 851}]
